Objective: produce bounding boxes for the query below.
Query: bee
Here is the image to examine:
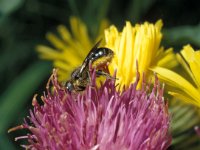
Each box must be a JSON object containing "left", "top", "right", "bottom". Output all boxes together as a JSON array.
[{"left": 65, "top": 40, "right": 114, "bottom": 92}]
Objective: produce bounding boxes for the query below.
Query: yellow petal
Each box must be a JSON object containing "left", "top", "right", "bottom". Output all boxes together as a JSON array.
[
  {"left": 57, "top": 25, "right": 71, "bottom": 42},
  {"left": 37, "top": 16, "right": 110, "bottom": 82},
  {"left": 36, "top": 45, "right": 63, "bottom": 60},
  {"left": 190, "top": 61, "right": 200, "bottom": 88},
  {"left": 156, "top": 48, "right": 178, "bottom": 68},
  {"left": 168, "top": 91, "right": 200, "bottom": 107},
  {"left": 70, "top": 17, "right": 92, "bottom": 50},
  {"left": 152, "top": 66, "right": 200, "bottom": 107},
  {"left": 46, "top": 33, "right": 67, "bottom": 50},
  {"left": 176, "top": 53, "right": 193, "bottom": 79},
  {"left": 105, "top": 20, "right": 177, "bottom": 89},
  {"left": 181, "top": 45, "right": 194, "bottom": 62},
  {"left": 181, "top": 45, "right": 200, "bottom": 88}
]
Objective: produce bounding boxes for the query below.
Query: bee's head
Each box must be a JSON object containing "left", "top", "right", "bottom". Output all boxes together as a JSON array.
[{"left": 65, "top": 81, "right": 74, "bottom": 92}]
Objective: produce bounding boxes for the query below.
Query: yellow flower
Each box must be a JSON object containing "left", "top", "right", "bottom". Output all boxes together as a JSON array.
[
  {"left": 37, "top": 16, "right": 109, "bottom": 81},
  {"left": 104, "top": 20, "right": 178, "bottom": 89},
  {"left": 152, "top": 45, "right": 200, "bottom": 107}
]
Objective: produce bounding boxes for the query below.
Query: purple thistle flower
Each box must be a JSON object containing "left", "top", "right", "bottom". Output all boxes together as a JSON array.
[{"left": 10, "top": 70, "right": 171, "bottom": 150}]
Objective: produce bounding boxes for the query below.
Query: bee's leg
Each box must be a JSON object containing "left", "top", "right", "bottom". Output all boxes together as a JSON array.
[
  {"left": 96, "top": 70, "right": 117, "bottom": 80},
  {"left": 87, "top": 71, "right": 97, "bottom": 90},
  {"left": 87, "top": 71, "right": 92, "bottom": 83}
]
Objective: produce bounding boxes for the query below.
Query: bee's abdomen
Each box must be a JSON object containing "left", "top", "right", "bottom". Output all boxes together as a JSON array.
[
  {"left": 89, "top": 47, "right": 114, "bottom": 68},
  {"left": 89, "top": 47, "right": 114, "bottom": 61}
]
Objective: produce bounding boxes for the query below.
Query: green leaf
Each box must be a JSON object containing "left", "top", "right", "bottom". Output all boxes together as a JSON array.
[
  {"left": 67, "top": 0, "right": 79, "bottom": 16},
  {"left": 0, "top": 134, "right": 16, "bottom": 150},
  {"left": 0, "top": 61, "right": 51, "bottom": 134},
  {"left": 0, "top": 45, "right": 32, "bottom": 75},
  {"left": 96, "top": 0, "right": 111, "bottom": 23},
  {"left": 0, "top": 0, "right": 24, "bottom": 16},
  {"left": 163, "top": 25, "right": 200, "bottom": 48},
  {"left": 82, "top": 0, "right": 111, "bottom": 37},
  {"left": 126, "top": 0, "right": 157, "bottom": 23}
]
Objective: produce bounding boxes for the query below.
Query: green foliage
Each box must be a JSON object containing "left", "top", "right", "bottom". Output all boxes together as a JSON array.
[
  {"left": 164, "top": 25, "right": 200, "bottom": 48},
  {"left": 0, "top": 0, "right": 24, "bottom": 16},
  {"left": 0, "top": 62, "right": 50, "bottom": 149},
  {"left": 1, "top": 0, "right": 200, "bottom": 149},
  {"left": 0, "top": 62, "right": 50, "bottom": 134}
]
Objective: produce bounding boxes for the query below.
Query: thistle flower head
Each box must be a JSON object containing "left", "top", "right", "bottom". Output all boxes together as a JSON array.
[{"left": 10, "top": 69, "right": 171, "bottom": 150}]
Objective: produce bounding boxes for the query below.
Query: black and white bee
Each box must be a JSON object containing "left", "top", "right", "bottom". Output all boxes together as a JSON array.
[{"left": 65, "top": 40, "right": 114, "bottom": 92}]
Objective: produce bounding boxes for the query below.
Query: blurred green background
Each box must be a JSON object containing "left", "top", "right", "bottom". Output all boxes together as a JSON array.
[{"left": 1, "top": 0, "right": 200, "bottom": 149}]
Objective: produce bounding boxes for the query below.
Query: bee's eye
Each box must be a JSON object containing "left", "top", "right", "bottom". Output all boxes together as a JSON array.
[
  {"left": 66, "top": 81, "right": 74, "bottom": 92},
  {"left": 74, "top": 75, "right": 79, "bottom": 80}
]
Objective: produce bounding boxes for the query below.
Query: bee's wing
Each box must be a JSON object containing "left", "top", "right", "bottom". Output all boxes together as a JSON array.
[{"left": 79, "top": 39, "right": 102, "bottom": 74}]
